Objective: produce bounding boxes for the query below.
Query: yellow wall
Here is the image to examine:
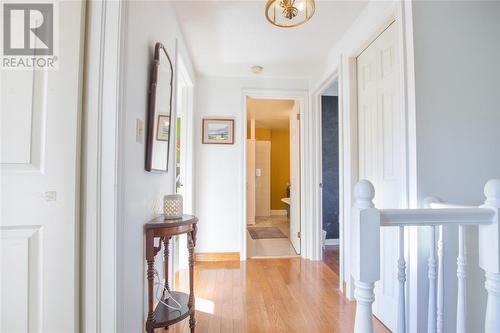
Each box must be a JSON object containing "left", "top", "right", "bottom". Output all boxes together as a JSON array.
[
  {"left": 270, "top": 130, "right": 290, "bottom": 210},
  {"left": 247, "top": 127, "right": 271, "bottom": 140}
]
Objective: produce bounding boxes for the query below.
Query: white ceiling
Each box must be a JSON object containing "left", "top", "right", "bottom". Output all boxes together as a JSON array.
[
  {"left": 172, "top": 1, "right": 368, "bottom": 79},
  {"left": 247, "top": 98, "right": 294, "bottom": 130}
]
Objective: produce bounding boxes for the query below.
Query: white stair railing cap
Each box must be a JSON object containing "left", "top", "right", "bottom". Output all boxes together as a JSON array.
[
  {"left": 484, "top": 179, "right": 500, "bottom": 206},
  {"left": 354, "top": 179, "right": 375, "bottom": 209}
]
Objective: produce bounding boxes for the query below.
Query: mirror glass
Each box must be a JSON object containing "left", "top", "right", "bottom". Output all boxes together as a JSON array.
[{"left": 146, "top": 43, "right": 173, "bottom": 172}]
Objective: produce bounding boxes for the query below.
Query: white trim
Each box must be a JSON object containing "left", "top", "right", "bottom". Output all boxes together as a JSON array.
[
  {"left": 172, "top": 46, "right": 195, "bottom": 285},
  {"left": 325, "top": 238, "right": 340, "bottom": 246},
  {"left": 271, "top": 210, "right": 287, "bottom": 216},
  {"left": 241, "top": 89, "right": 309, "bottom": 261},
  {"left": 81, "top": 1, "right": 123, "bottom": 331}
]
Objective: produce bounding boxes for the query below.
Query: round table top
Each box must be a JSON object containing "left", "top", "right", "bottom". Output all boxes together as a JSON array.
[{"left": 144, "top": 214, "right": 198, "bottom": 230}]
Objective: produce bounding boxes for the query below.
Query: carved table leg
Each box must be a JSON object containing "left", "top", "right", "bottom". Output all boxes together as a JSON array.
[
  {"left": 188, "top": 229, "right": 196, "bottom": 332},
  {"left": 146, "top": 231, "right": 155, "bottom": 333},
  {"left": 163, "top": 236, "right": 171, "bottom": 330},
  {"left": 163, "top": 237, "right": 171, "bottom": 293}
]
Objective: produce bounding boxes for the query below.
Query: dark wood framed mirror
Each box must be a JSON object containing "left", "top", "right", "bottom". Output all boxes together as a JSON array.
[{"left": 146, "top": 42, "right": 174, "bottom": 172}]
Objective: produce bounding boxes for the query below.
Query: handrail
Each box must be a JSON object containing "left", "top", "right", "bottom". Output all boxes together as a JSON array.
[
  {"left": 379, "top": 208, "right": 494, "bottom": 227},
  {"left": 428, "top": 202, "right": 475, "bottom": 209}
]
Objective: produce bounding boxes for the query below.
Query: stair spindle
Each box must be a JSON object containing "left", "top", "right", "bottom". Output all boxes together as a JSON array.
[
  {"left": 456, "top": 225, "right": 467, "bottom": 333},
  {"left": 437, "top": 226, "right": 444, "bottom": 333},
  {"left": 397, "top": 226, "right": 406, "bottom": 333},
  {"left": 428, "top": 226, "right": 437, "bottom": 333}
]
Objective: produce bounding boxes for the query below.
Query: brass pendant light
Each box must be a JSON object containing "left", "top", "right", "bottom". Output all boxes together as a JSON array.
[{"left": 265, "top": 0, "right": 315, "bottom": 28}]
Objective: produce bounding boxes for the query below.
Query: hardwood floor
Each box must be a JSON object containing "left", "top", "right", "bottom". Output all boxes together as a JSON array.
[
  {"left": 163, "top": 254, "right": 390, "bottom": 333},
  {"left": 323, "top": 245, "right": 340, "bottom": 274}
]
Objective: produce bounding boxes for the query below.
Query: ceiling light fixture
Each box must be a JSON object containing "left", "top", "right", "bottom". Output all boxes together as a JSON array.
[
  {"left": 251, "top": 65, "right": 263, "bottom": 74},
  {"left": 265, "top": 0, "right": 315, "bottom": 28}
]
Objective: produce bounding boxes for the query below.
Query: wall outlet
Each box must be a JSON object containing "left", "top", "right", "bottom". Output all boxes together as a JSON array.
[{"left": 136, "top": 118, "right": 144, "bottom": 143}]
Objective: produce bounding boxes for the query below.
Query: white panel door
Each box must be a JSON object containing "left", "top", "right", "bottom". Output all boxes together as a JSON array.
[
  {"left": 289, "top": 103, "right": 301, "bottom": 254},
  {"left": 357, "top": 22, "right": 403, "bottom": 331},
  {"left": 0, "top": 2, "right": 84, "bottom": 332},
  {"left": 255, "top": 140, "right": 271, "bottom": 217}
]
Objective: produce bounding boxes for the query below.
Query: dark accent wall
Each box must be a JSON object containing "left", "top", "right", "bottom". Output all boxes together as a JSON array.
[{"left": 321, "top": 96, "right": 339, "bottom": 239}]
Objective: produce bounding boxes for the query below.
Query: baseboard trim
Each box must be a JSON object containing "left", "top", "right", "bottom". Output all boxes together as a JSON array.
[
  {"left": 325, "top": 238, "right": 339, "bottom": 246},
  {"left": 270, "top": 210, "right": 287, "bottom": 216},
  {"left": 195, "top": 252, "right": 240, "bottom": 262}
]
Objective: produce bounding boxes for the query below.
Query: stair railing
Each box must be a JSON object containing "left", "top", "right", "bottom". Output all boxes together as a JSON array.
[{"left": 351, "top": 179, "right": 500, "bottom": 333}]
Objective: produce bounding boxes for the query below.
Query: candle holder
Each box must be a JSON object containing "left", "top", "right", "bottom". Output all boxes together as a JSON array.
[{"left": 163, "top": 194, "right": 183, "bottom": 220}]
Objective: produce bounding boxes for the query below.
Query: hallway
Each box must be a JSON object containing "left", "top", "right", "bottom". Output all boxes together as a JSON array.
[{"left": 168, "top": 255, "right": 389, "bottom": 333}]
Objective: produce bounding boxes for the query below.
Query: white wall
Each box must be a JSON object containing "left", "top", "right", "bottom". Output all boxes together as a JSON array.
[
  {"left": 118, "top": 2, "right": 195, "bottom": 332},
  {"left": 194, "top": 76, "right": 308, "bottom": 254},
  {"left": 412, "top": 1, "right": 500, "bottom": 332}
]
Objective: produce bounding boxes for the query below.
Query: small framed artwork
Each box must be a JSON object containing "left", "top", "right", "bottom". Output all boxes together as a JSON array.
[
  {"left": 202, "top": 118, "right": 234, "bottom": 144},
  {"left": 156, "top": 114, "right": 170, "bottom": 141}
]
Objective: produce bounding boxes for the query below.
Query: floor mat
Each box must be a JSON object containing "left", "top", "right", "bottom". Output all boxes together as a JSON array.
[{"left": 248, "top": 227, "right": 287, "bottom": 239}]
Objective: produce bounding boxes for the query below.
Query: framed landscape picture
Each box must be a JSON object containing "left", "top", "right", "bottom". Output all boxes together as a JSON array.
[{"left": 202, "top": 118, "right": 234, "bottom": 144}]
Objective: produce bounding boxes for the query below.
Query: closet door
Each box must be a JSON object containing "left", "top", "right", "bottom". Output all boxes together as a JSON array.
[
  {"left": 0, "top": 2, "right": 85, "bottom": 331},
  {"left": 357, "top": 21, "right": 404, "bottom": 331}
]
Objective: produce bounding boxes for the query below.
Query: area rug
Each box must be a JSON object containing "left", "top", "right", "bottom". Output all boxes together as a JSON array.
[{"left": 248, "top": 227, "right": 287, "bottom": 239}]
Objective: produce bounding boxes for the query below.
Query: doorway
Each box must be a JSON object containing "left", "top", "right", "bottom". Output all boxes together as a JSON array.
[
  {"left": 319, "top": 80, "right": 341, "bottom": 277},
  {"left": 173, "top": 56, "right": 194, "bottom": 274},
  {"left": 246, "top": 98, "right": 301, "bottom": 258}
]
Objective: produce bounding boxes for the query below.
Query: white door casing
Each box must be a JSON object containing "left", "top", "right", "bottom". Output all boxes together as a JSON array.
[
  {"left": 255, "top": 140, "right": 271, "bottom": 217},
  {"left": 357, "top": 22, "right": 403, "bottom": 331},
  {"left": 0, "top": 1, "right": 85, "bottom": 332},
  {"left": 289, "top": 102, "right": 301, "bottom": 254}
]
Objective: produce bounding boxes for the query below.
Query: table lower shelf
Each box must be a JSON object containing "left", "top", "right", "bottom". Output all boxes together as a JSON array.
[{"left": 151, "top": 291, "right": 193, "bottom": 329}]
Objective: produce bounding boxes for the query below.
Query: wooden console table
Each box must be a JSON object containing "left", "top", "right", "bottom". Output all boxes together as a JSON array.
[{"left": 145, "top": 214, "right": 198, "bottom": 333}]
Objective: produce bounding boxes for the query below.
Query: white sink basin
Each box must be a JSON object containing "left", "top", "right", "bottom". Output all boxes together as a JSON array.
[{"left": 281, "top": 197, "right": 291, "bottom": 205}]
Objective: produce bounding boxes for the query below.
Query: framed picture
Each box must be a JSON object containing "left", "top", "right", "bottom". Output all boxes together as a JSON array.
[
  {"left": 156, "top": 114, "right": 170, "bottom": 141},
  {"left": 202, "top": 118, "right": 234, "bottom": 144}
]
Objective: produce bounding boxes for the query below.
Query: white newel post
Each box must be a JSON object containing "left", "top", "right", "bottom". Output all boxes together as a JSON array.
[
  {"left": 479, "top": 179, "right": 500, "bottom": 333},
  {"left": 351, "top": 180, "right": 380, "bottom": 333}
]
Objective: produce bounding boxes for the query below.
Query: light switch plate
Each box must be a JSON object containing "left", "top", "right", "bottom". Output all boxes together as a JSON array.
[
  {"left": 136, "top": 118, "right": 144, "bottom": 143},
  {"left": 44, "top": 191, "right": 57, "bottom": 201},
  {"left": 255, "top": 168, "right": 261, "bottom": 177}
]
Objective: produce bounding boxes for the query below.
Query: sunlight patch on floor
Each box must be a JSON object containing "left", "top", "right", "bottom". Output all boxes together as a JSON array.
[{"left": 195, "top": 296, "right": 214, "bottom": 314}]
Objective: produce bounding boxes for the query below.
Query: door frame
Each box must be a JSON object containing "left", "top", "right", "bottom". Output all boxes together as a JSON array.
[
  {"left": 312, "top": 72, "right": 340, "bottom": 282},
  {"left": 81, "top": 1, "right": 124, "bottom": 331},
  {"left": 241, "top": 89, "right": 309, "bottom": 260},
  {"left": 308, "top": 0, "right": 418, "bottom": 321},
  {"left": 172, "top": 51, "right": 195, "bottom": 277}
]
